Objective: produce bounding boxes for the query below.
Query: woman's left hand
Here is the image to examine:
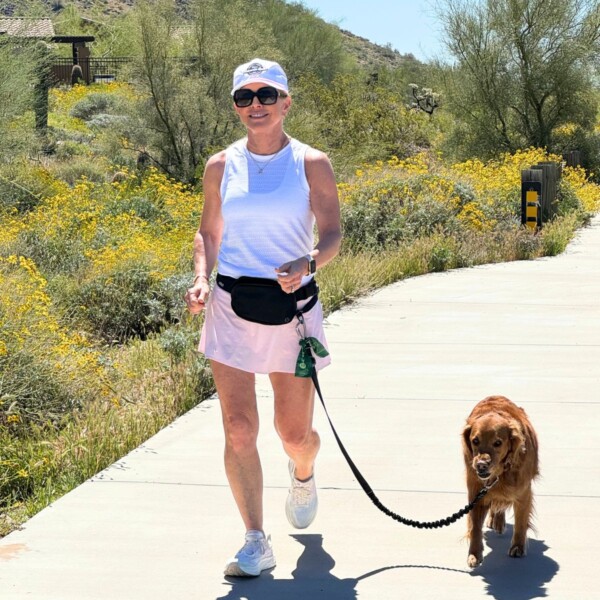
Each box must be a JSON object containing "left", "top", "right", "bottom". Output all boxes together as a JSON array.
[{"left": 275, "top": 257, "right": 309, "bottom": 294}]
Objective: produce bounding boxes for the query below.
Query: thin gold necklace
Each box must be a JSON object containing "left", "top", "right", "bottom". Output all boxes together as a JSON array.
[{"left": 246, "top": 136, "right": 290, "bottom": 174}]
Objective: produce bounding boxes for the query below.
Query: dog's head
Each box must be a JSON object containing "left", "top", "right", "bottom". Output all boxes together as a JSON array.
[{"left": 462, "top": 413, "right": 526, "bottom": 482}]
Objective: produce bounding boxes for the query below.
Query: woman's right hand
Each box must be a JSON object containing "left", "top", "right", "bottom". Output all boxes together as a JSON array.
[{"left": 185, "top": 279, "right": 211, "bottom": 314}]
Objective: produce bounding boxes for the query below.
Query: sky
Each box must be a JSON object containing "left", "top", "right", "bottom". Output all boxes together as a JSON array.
[{"left": 293, "top": 0, "right": 447, "bottom": 62}]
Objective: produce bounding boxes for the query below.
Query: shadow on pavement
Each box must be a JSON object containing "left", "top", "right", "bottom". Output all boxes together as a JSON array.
[
  {"left": 470, "top": 525, "right": 559, "bottom": 600},
  {"left": 216, "top": 533, "right": 469, "bottom": 600}
]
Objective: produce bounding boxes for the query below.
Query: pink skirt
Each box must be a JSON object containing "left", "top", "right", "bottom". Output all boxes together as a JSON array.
[{"left": 199, "top": 284, "right": 331, "bottom": 374}]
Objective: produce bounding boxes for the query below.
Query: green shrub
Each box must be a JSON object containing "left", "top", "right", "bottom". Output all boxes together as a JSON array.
[
  {"left": 514, "top": 228, "right": 543, "bottom": 259},
  {"left": 54, "top": 140, "right": 92, "bottom": 160},
  {"left": 0, "top": 256, "right": 109, "bottom": 433},
  {"left": 0, "top": 352, "right": 78, "bottom": 428},
  {"left": 0, "top": 164, "right": 60, "bottom": 213},
  {"left": 556, "top": 180, "right": 583, "bottom": 217},
  {"left": 428, "top": 234, "right": 459, "bottom": 271},
  {"left": 87, "top": 113, "right": 129, "bottom": 129},
  {"left": 158, "top": 323, "right": 199, "bottom": 365},
  {"left": 12, "top": 229, "right": 88, "bottom": 275},
  {"left": 404, "top": 197, "right": 461, "bottom": 238},
  {"left": 154, "top": 273, "right": 190, "bottom": 324},
  {"left": 341, "top": 193, "right": 407, "bottom": 250},
  {"left": 0, "top": 178, "right": 41, "bottom": 213},
  {"left": 103, "top": 194, "right": 171, "bottom": 224},
  {"left": 52, "top": 159, "right": 107, "bottom": 186},
  {"left": 340, "top": 177, "right": 462, "bottom": 251},
  {"left": 69, "top": 93, "right": 122, "bottom": 121},
  {"left": 74, "top": 266, "right": 159, "bottom": 342},
  {"left": 69, "top": 267, "right": 187, "bottom": 343},
  {"left": 541, "top": 213, "right": 582, "bottom": 256}
]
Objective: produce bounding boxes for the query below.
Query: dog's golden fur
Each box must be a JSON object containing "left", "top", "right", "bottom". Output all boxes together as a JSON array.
[{"left": 462, "top": 395, "right": 539, "bottom": 567}]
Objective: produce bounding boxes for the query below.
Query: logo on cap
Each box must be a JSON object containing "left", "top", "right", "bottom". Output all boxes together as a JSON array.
[{"left": 245, "top": 62, "right": 266, "bottom": 75}]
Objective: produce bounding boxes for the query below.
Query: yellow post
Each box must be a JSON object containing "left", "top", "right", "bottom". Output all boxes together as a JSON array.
[
  {"left": 525, "top": 190, "right": 539, "bottom": 231},
  {"left": 521, "top": 170, "right": 543, "bottom": 230}
]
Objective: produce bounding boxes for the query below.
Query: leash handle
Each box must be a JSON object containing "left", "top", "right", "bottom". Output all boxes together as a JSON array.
[{"left": 310, "top": 368, "right": 491, "bottom": 529}]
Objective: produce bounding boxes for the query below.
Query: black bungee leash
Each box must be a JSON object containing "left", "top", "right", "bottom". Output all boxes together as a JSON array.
[{"left": 295, "top": 312, "right": 497, "bottom": 530}]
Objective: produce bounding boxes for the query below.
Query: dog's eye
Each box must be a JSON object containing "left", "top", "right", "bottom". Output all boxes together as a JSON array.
[
  {"left": 493, "top": 440, "right": 503, "bottom": 447},
  {"left": 472, "top": 437, "right": 480, "bottom": 446}
]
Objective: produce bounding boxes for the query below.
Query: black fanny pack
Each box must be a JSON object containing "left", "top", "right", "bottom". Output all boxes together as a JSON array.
[{"left": 216, "top": 274, "right": 318, "bottom": 326}]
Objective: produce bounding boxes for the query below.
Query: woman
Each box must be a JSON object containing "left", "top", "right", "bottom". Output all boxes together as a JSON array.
[{"left": 184, "top": 58, "right": 341, "bottom": 577}]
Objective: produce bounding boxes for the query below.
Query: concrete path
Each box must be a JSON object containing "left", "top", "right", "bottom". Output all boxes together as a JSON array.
[{"left": 1, "top": 217, "right": 599, "bottom": 599}]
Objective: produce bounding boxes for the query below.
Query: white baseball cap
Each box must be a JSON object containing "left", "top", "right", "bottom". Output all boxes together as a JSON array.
[{"left": 231, "top": 59, "right": 289, "bottom": 95}]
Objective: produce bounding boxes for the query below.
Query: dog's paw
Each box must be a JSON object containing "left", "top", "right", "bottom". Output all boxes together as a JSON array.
[
  {"left": 509, "top": 544, "right": 526, "bottom": 558},
  {"left": 467, "top": 554, "right": 483, "bottom": 568}
]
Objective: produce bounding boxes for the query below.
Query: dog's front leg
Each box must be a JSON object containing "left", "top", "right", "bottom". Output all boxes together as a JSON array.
[
  {"left": 510, "top": 486, "right": 533, "bottom": 558},
  {"left": 467, "top": 502, "right": 488, "bottom": 567}
]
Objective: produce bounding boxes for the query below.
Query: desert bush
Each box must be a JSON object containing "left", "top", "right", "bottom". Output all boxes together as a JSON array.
[
  {"left": 86, "top": 113, "right": 129, "bottom": 129},
  {"left": 541, "top": 213, "right": 584, "bottom": 256},
  {"left": 70, "top": 265, "right": 161, "bottom": 343},
  {"left": 13, "top": 229, "right": 88, "bottom": 276},
  {"left": 556, "top": 179, "right": 584, "bottom": 217},
  {"left": 69, "top": 93, "right": 122, "bottom": 121},
  {"left": 340, "top": 181, "right": 409, "bottom": 250},
  {"left": 562, "top": 165, "right": 600, "bottom": 213},
  {"left": 66, "top": 267, "right": 190, "bottom": 344},
  {"left": 51, "top": 159, "right": 108, "bottom": 186},
  {"left": 0, "top": 162, "right": 65, "bottom": 213},
  {"left": 286, "top": 73, "right": 435, "bottom": 176},
  {"left": 154, "top": 273, "right": 191, "bottom": 323},
  {"left": 0, "top": 256, "right": 112, "bottom": 430},
  {"left": 158, "top": 319, "right": 200, "bottom": 364},
  {"left": 54, "top": 140, "right": 92, "bottom": 160},
  {"left": 428, "top": 233, "right": 459, "bottom": 271},
  {"left": 103, "top": 193, "right": 171, "bottom": 224},
  {"left": 513, "top": 228, "right": 543, "bottom": 260}
]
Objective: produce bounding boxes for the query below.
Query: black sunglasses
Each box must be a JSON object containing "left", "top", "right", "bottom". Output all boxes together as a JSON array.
[{"left": 233, "top": 86, "right": 287, "bottom": 108}]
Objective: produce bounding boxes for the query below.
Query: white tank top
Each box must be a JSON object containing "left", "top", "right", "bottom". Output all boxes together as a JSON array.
[{"left": 217, "top": 137, "right": 315, "bottom": 282}]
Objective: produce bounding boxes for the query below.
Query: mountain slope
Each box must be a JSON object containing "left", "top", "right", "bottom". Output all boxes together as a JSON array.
[{"left": 32, "top": 0, "right": 422, "bottom": 70}]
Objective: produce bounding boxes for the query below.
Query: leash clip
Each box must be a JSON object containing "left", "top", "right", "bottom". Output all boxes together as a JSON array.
[
  {"left": 484, "top": 477, "right": 499, "bottom": 491},
  {"left": 295, "top": 312, "right": 306, "bottom": 338}
]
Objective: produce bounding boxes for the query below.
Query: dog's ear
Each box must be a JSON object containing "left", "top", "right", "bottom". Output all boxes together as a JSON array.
[
  {"left": 508, "top": 419, "right": 526, "bottom": 462},
  {"left": 462, "top": 424, "right": 473, "bottom": 455}
]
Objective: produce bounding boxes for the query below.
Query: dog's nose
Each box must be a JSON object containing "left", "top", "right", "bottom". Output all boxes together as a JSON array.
[{"left": 476, "top": 456, "right": 491, "bottom": 475}]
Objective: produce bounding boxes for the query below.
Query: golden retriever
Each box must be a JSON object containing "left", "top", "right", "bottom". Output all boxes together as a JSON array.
[{"left": 462, "top": 395, "right": 539, "bottom": 567}]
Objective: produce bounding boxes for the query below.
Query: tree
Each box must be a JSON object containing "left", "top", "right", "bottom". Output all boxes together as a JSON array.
[
  {"left": 0, "top": 38, "right": 39, "bottom": 159},
  {"left": 437, "top": 0, "right": 600, "bottom": 158},
  {"left": 285, "top": 72, "right": 433, "bottom": 174},
  {"left": 126, "top": 0, "right": 278, "bottom": 182},
  {"left": 255, "top": 0, "right": 350, "bottom": 84}
]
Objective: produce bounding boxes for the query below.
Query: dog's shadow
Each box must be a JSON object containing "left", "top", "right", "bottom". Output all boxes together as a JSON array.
[{"left": 471, "top": 524, "right": 559, "bottom": 600}]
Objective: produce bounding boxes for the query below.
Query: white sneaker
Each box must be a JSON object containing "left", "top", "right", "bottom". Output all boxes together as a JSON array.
[
  {"left": 223, "top": 530, "right": 276, "bottom": 577},
  {"left": 285, "top": 460, "right": 318, "bottom": 529}
]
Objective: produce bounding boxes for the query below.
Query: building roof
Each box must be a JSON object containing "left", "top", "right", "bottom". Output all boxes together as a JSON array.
[{"left": 0, "top": 17, "right": 55, "bottom": 38}]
